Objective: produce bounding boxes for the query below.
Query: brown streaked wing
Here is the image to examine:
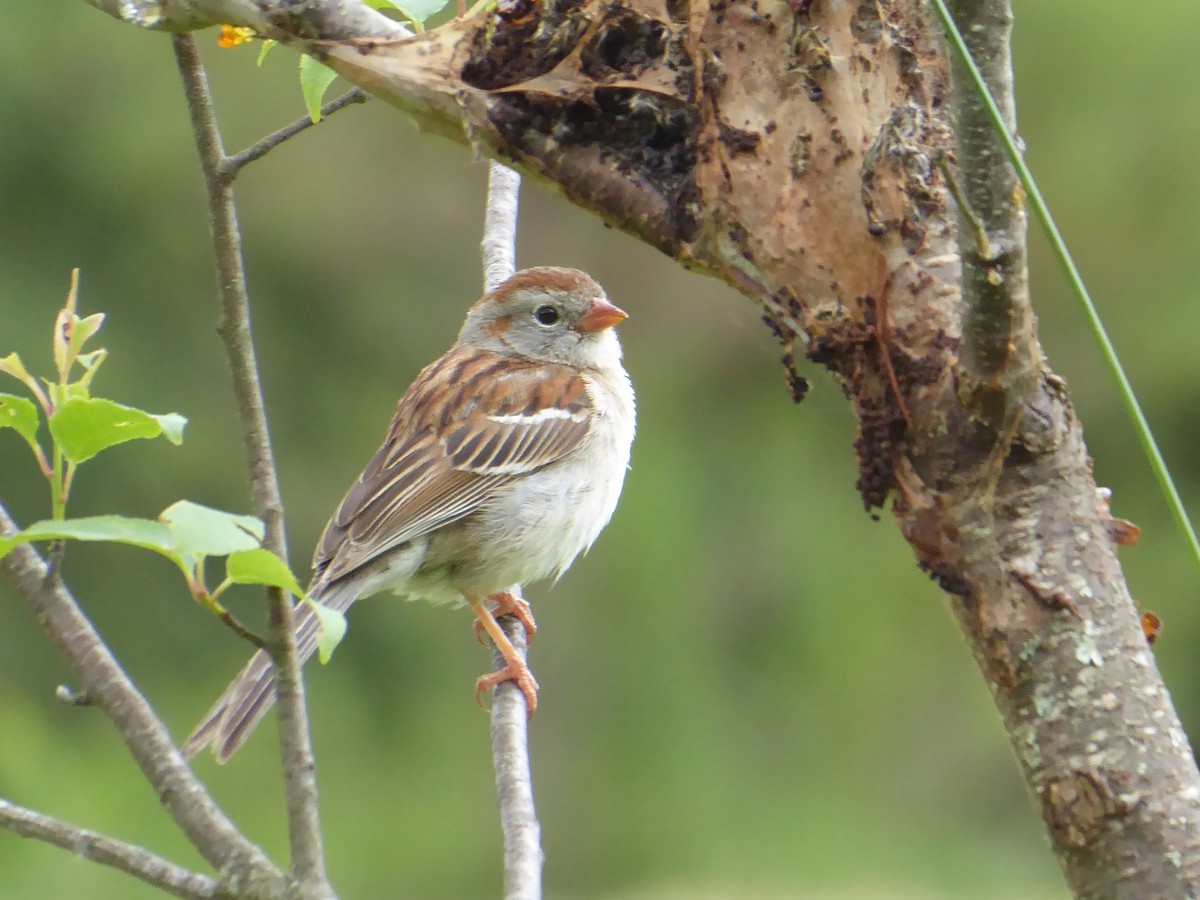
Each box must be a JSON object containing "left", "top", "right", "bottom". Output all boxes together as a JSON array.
[
  {"left": 443, "top": 365, "right": 591, "bottom": 474},
  {"left": 313, "top": 348, "right": 594, "bottom": 584}
]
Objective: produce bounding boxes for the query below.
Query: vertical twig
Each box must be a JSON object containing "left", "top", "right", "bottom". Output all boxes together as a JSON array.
[
  {"left": 944, "top": 0, "right": 1037, "bottom": 421},
  {"left": 171, "top": 34, "right": 332, "bottom": 897},
  {"left": 482, "top": 162, "right": 521, "bottom": 292},
  {"left": 490, "top": 617, "right": 542, "bottom": 900},
  {"left": 480, "top": 160, "right": 542, "bottom": 900}
]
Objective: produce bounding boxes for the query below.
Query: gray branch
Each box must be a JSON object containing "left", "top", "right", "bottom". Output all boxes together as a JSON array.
[
  {"left": 480, "top": 162, "right": 542, "bottom": 899},
  {"left": 947, "top": 0, "right": 1038, "bottom": 423},
  {"left": 939, "top": 2, "right": 1200, "bottom": 895},
  {"left": 84, "top": 0, "right": 407, "bottom": 40},
  {"left": 223, "top": 89, "right": 370, "bottom": 177},
  {"left": 489, "top": 614, "right": 543, "bottom": 900},
  {"left": 0, "top": 798, "right": 218, "bottom": 900},
  {"left": 482, "top": 161, "right": 521, "bottom": 293},
  {"left": 171, "top": 33, "right": 332, "bottom": 896}
]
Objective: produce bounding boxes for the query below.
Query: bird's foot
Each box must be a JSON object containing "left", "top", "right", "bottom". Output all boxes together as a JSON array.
[
  {"left": 474, "top": 660, "right": 539, "bottom": 717},
  {"left": 468, "top": 594, "right": 539, "bottom": 717},
  {"left": 473, "top": 591, "right": 536, "bottom": 646}
]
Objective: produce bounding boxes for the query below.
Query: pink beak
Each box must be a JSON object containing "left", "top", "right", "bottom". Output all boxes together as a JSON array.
[{"left": 574, "top": 299, "right": 629, "bottom": 333}]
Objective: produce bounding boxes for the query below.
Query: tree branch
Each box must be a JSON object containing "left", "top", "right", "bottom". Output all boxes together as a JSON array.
[
  {"left": 917, "top": 1, "right": 1200, "bottom": 894},
  {"left": 84, "top": 0, "right": 407, "bottom": 40},
  {"left": 0, "top": 798, "right": 219, "bottom": 900},
  {"left": 0, "top": 504, "right": 285, "bottom": 895},
  {"left": 489, "top": 613, "right": 542, "bottom": 900},
  {"left": 481, "top": 161, "right": 520, "bottom": 292},
  {"left": 223, "top": 88, "right": 370, "bottom": 178},
  {"left": 171, "top": 33, "right": 331, "bottom": 896},
  {"left": 945, "top": 0, "right": 1038, "bottom": 429},
  {"left": 171, "top": 37, "right": 288, "bottom": 562},
  {"left": 479, "top": 162, "right": 543, "bottom": 899}
]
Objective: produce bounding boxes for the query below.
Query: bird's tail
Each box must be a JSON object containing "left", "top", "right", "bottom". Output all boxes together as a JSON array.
[{"left": 182, "top": 581, "right": 356, "bottom": 763}]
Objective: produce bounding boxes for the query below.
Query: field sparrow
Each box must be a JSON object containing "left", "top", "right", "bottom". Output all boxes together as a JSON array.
[{"left": 184, "top": 267, "right": 635, "bottom": 762}]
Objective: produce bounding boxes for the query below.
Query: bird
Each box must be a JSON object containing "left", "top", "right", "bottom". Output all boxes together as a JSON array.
[{"left": 183, "top": 267, "right": 636, "bottom": 762}]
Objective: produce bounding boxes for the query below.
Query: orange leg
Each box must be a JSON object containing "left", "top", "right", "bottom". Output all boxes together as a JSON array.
[
  {"left": 467, "top": 595, "right": 539, "bottom": 716},
  {"left": 473, "top": 591, "right": 537, "bottom": 646}
]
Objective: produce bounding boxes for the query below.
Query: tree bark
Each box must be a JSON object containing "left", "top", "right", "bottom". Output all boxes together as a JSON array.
[{"left": 81, "top": 0, "right": 1200, "bottom": 895}]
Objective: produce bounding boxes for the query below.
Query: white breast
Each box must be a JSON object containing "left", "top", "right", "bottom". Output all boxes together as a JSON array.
[{"left": 464, "top": 365, "right": 635, "bottom": 594}]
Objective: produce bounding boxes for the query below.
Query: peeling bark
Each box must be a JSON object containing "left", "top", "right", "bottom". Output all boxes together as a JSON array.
[{"left": 79, "top": 0, "right": 1200, "bottom": 895}]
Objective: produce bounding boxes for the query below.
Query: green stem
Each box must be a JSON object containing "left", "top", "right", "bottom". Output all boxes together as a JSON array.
[
  {"left": 932, "top": 0, "right": 1200, "bottom": 575},
  {"left": 61, "top": 462, "right": 76, "bottom": 505},
  {"left": 50, "top": 446, "right": 65, "bottom": 521},
  {"left": 32, "top": 445, "right": 52, "bottom": 480}
]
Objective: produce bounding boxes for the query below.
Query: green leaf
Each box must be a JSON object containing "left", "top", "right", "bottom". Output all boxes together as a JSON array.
[
  {"left": 257, "top": 39, "right": 277, "bottom": 66},
  {"left": 160, "top": 500, "right": 264, "bottom": 558},
  {"left": 51, "top": 277, "right": 101, "bottom": 383},
  {"left": 226, "top": 548, "right": 304, "bottom": 595},
  {"left": 0, "top": 515, "right": 179, "bottom": 564},
  {"left": 299, "top": 55, "right": 339, "bottom": 122},
  {"left": 305, "top": 596, "right": 348, "bottom": 664},
  {"left": 0, "top": 353, "right": 30, "bottom": 384},
  {"left": 381, "top": 0, "right": 451, "bottom": 26},
  {"left": 49, "top": 397, "right": 186, "bottom": 463},
  {"left": 150, "top": 412, "right": 187, "bottom": 445},
  {"left": 67, "top": 313, "right": 105, "bottom": 364},
  {"left": 0, "top": 353, "right": 41, "bottom": 396},
  {"left": 0, "top": 393, "right": 41, "bottom": 453},
  {"left": 73, "top": 348, "right": 108, "bottom": 396}
]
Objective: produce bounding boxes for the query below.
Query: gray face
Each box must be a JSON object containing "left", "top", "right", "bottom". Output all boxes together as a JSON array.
[
  {"left": 488, "top": 287, "right": 605, "bottom": 365},
  {"left": 458, "top": 267, "right": 620, "bottom": 369}
]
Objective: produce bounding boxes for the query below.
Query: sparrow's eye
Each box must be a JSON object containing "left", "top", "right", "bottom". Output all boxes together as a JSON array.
[{"left": 534, "top": 304, "right": 560, "bottom": 326}]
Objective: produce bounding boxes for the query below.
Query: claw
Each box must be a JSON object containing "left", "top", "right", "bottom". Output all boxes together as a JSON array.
[
  {"left": 467, "top": 594, "right": 539, "bottom": 718},
  {"left": 473, "top": 618, "right": 489, "bottom": 648},
  {"left": 489, "top": 591, "right": 537, "bottom": 642},
  {"left": 473, "top": 592, "right": 536, "bottom": 646},
  {"left": 474, "top": 662, "right": 539, "bottom": 717}
]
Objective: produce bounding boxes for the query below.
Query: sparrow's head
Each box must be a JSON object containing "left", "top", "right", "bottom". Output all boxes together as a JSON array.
[{"left": 458, "top": 267, "right": 627, "bottom": 370}]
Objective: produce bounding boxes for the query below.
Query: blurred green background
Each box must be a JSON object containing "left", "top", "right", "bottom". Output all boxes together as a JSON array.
[{"left": 1, "top": 2, "right": 1197, "bottom": 897}]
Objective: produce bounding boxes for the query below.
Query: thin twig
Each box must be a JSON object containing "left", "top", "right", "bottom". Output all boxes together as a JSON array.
[
  {"left": 171, "top": 33, "right": 332, "bottom": 896},
  {"left": 482, "top": 161, "right": 521, "bottom": 292},
  {"left": 0, "top": 504, "right": 284, "bottom": 892},
  {"left": 82, "top": 0, "right": 169, "bottom": 28},
  {"left": 222, "top": 88, "right": 370, "bottom": 179},
  {"left": 211, "top": 606, "right": 268, "bottom": 649},
  {"left": 55, "top": 684, "right": 95, "bottom": 707},
  {"left": 489, "top": 612, "right": 542, "bottom": 900},
  {"left": 84, "top": 0, "right": 409, "bottom": 38},
  {"left": 0, "top": 798, "right": 219, "bottom": 900},
  {"left": 480, "top": 161, "right": 542, "bottom": 899}
]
